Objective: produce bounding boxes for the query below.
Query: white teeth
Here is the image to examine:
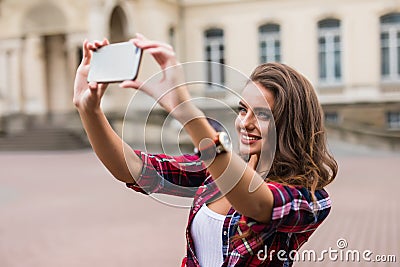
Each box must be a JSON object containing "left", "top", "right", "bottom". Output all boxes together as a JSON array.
[{"left": 243, "top": 135, "right": 259, "bottom": 140}]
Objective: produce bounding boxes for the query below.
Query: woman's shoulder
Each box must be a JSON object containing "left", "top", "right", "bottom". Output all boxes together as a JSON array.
[{"left": 266, "top": 181, "right": 331, "bottom": 209}]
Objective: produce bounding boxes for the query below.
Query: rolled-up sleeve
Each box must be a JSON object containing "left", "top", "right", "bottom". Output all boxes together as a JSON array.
[
  {"left": 233, "top": 182, "right": 331, "bottom": 255},
  {"left": 241, "top": 182, "right": 331, "bottom": 233},
  {"left": 126, "top": 150, "right": 209, "bottom": 197}
]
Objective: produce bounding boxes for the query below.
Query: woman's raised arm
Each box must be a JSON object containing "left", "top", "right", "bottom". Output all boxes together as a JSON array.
[
  {"left": 73, "top": 39, "right": 142, "bottom": 183},
  {"left": 123, "top": 34, "right": 274, "bottom": 223}
]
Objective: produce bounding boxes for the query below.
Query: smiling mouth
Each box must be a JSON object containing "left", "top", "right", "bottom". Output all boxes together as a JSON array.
[
  {"left": 240, "top": 131, "right": 262, "bottom": 144},
  {"left": 242, "top": 135, "right": 261, "bottom": 141}
]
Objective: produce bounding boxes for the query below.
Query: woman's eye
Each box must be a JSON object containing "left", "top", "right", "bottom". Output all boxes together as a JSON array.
[
  {"left": 256, "top": 111, "right": 271, "bottom": 120},
  {"left": 237, "top": 106, "right": 247, "bottom": 115}
]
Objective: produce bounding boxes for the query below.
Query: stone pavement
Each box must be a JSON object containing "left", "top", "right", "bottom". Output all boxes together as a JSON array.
[{"left": 0, "top": 139, "right": 399, "bottom": 267}]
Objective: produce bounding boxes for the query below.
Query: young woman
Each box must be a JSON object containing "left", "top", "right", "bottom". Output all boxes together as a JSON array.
[{"left": 73, "top": 34, "right": 337, "bottom": 267}]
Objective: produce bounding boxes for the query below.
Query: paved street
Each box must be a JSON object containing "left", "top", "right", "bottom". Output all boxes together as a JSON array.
[{"left": 0, "top": 139, "right": 399, "bottom": 266}]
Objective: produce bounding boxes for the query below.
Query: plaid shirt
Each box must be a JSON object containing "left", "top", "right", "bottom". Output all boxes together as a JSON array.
[{"left": 126, "top": 150, "right": 331, "bottom": 267}]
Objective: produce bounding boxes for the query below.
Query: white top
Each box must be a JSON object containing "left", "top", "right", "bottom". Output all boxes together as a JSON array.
[{"left": 191, "top": 203, "right": 225, "bottom": 267}]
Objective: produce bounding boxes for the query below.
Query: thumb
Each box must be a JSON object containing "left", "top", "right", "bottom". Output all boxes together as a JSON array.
[
  {"left": 248, "top": 154, "right": 259, "bottom": 170},
  {"left": 98, "top": 83, "right": 109, "bottom": 97},
  {"left": 119, "top": 80, "right": 143, "bottom": 90},
  {"left": 88, "top": 81, "right": 98, "bottom": 90},
  {"left": 81, "top": 40, "right": 92, "bottom": 65}
]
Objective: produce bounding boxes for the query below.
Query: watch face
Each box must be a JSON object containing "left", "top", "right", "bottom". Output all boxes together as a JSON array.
[{"left": 219, "top": 132, "right": 232, "bottom": 152}]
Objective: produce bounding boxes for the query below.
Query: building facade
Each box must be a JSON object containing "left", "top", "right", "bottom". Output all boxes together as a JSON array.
[{"left": 0, "top": 0, "right": 399, "bottom": 149}]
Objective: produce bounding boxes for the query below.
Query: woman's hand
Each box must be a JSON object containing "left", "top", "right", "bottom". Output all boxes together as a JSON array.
[
  {"left": 73, "top": 39, "right": 110, "bottom": 113},
  {"left": 119, "top": 33, "right": 191, "bottom": 115}
]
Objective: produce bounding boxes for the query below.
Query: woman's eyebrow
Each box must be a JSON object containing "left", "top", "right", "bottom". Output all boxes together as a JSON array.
[
  {"left": 238, "top": 101, "right": 272, "bottom": 114},
  {"left": 253, "top": 107, "right": 272, "bottom": 113},
  {"left": 238, "top": 101, "right": 247, "bottom": 107}
]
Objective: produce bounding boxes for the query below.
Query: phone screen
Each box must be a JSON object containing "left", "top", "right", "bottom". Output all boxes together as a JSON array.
[{"left": 87, "top": 42, "right": 142, "bottom": 83}]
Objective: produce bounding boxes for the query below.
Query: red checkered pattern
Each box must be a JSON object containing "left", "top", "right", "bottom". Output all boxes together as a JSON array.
[{"left": 127, "top": 150, "right": 331, "bottom": 266}]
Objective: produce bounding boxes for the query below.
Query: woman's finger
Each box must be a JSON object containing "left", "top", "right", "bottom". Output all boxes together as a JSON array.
[
  {"left": 102, "top": 38, "right": 110, "bottom": 46},
  {"left": 88, "top": 81, "right": 98, "bottom": 90},
  {"left": 81, "top": 40, "right": 92, "bottom": 65},
  {"left": 134, "top": 39, "right": 173, "bottom": 51},
  {"left": 119, "top": 80, "right": 143, "bottom": 90},
  {"left": 87, "top": 42, "right": 96, "bottom": 51},
  {"left": 98, "top": 83, "right": 109, "bottom": 98},
  {"left": 82, "top": 40, "right": 88, "bottom": 59},
  {"left": 85, "top": 39, "right": 109, "bottom": 59},
  {"left": 94, "top": 38, "right": 109, "bottom": 49},
  {"left": 87, "top": 40, "right": 107, "bottom": 51},
  {"left": 147, "top": 47, "right": 177, "bottom": 68},
  {"left": 248, "top": 154, "right": 259, "bottom": 170},
  {"left": 93, "top": 40, "right": 102, "bottom": 47}
]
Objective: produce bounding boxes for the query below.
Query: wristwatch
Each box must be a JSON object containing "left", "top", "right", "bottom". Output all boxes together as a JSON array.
[{"left": 197, "top": 132, "right": 232, "bottom": 161}]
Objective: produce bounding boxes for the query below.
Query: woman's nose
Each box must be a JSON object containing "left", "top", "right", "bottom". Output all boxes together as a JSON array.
[{"left": 240, "top": 113, "right": 256, "bottom": 130}]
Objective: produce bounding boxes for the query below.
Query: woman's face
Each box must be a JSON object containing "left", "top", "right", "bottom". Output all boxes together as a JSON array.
[{"left": 235, "top": 81, "right": 275, "bottom": 157}]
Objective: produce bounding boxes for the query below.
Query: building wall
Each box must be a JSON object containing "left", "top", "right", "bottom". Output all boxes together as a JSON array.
[
  {"left": 177, "top": 0, "right": 400, "bottom": 145},
  {"left": 0, "top": 0, "right": 399, "bottom": 145},
  {"left": 181, "top": 0, "right": 400, "bottom": 97}
]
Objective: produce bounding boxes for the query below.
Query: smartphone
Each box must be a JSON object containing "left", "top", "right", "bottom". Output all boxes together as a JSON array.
[{"left": 87, "top": 42, "right": 142, "bottom": 83}]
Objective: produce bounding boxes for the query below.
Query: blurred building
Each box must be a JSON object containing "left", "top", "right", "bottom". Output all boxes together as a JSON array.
[{"left": 0, "top": 0, "right": 399, "bottom": 150}]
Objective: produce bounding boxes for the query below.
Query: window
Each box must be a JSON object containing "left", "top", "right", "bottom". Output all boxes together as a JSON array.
[
  {"left": 318, "top": 19, "right": 342, "bottom": 85},
  {"left": 387, "top": 111, "right": 400, "bottom": 129},
  {"left": 109, "top": 6, "right": 127, "bottom": 43},
  {"left": 259, "top": 23, "right": 281, "bottom": 63},
  {"left": 204, "top": 28, "right": 225, "bottom": 86},
  {"left": 380, "top": 13, "right": 400, "bottom": 82},
  {"left": 168, "top": 26, "right": 175, "bottom": 48},
  {"left": 324, "top": 112, "right": 339, "bottom": 124}
]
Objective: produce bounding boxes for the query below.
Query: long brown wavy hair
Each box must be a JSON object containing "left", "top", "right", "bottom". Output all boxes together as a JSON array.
[{"left": 233, "top": 62, "right": 338, "bottom": 243}]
